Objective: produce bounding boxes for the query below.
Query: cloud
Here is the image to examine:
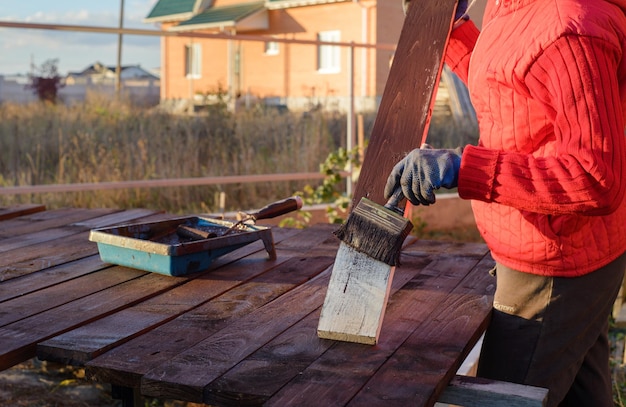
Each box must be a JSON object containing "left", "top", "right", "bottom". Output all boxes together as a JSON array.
[{"left": 0, "top": 1, "right": 160, "bottom": 74}]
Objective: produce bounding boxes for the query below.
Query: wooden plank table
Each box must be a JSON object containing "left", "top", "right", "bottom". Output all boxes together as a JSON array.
[{"left": 0, "top": 206, "right": 499, "bottom": 406}]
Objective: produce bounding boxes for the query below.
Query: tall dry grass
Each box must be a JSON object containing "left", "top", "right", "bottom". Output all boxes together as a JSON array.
[
  {"left": 0, "top": 90, "right": 477, "bottom": 214},
  {"left": 0, "top": 95, "right": 370, "bottom": 213}
]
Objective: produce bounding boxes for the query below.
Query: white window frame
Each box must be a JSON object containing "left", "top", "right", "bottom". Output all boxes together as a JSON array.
[
  {"left": 317, "top": 30, "right": 341, "bottom": 74},
  {"left": 185, "top": 43, "right": 202, "bottom": 78},
  {"left": 265, "top": 40, "right": 279, "bottom": 56}
]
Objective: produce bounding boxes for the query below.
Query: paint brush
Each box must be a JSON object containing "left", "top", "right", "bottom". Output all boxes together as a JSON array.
[
  {"left": 317, "top": 194, "right": 413, "bottom": 345},
  {"left": 333, "top": 196, "right": 412, "bottom": 266}
]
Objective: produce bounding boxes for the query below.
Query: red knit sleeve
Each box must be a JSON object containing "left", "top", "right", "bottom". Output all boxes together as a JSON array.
[
  {"left": 459, "top": 35, "right": 626, "bottom": 216},
  {"left": 445, "top": 20, "right": 480, "bottom": 84}
]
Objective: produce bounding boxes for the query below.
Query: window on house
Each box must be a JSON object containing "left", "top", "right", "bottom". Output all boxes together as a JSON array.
[
  {"left": 317, "top": 30, "right": 341, "bottom": 73},
  {"left": 265, "top": 41, "right": 279, "bottom": 55},
  {"left": 185, "top": 43, "right": 202, "bottom": 78}
]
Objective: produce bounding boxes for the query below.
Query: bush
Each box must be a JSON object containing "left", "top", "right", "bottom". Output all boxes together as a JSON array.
[{"left": 26, "top": 59, "right": 65, "bottom": 104}]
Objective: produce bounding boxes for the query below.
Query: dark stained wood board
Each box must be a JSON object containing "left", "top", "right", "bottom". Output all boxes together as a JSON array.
[
  {"left": 0, "top": 256, "right": 112, "bottom": 303},
  {"left": 346, "top": 255, "right": 495, "bottom": 406},
  {"left": 265, "top": 251, "right": 491, "bottom": 406},
  {"left": 69, "top": 208, "right": 164, "bottom": 230},
  {"left": 140, "top": 244, "right": 491, "bottom": 404},
  {"left": 205, "top": 312, "right": 328, "bottom": 406},
  {"left": 0, "top": 210, "right": 164, "bottom": 281},
  {"left": 202, "top": 252, "right": 435, "bottom": 406},
  {"left": 351, "top": 0, "right": 458, "bottom": 207},
  {"left": 37, "top": 226, "right": 316, "bottom": 365},
  {"left": 0, "top": 208, "right": 258, "bottom": 369},
  {"left": 0, "top": 207, "right": 119, "bottom": 241},
  {"left": 0, "top": 212, "right": 181, "bottom": 301},
  {"left": 139, "top": 267, "right": 336, "bottom": 402},
  {"left": 0, "top": 269, "right": 181, "bottom": 370},
  {"left": 0, "top": 266, "right": 147, "bottom": 328},
  {"left": 41, "top": 251, "right": 333, "bottom": 366},
  {"left": 318, "top": 0, "right": 459, "bottom": 347},
  {"left": 0, "top": 232, "right": 104, "bottom": 281},
  {"left": 0, "top": 204, "right": 46, "bottom": 221},
  {"left": 86, "top": 225, "right": 337, "bottom": 388},
  {"left": 0, "top": 206, "right": 500, "bottom": 406},
  {"left": 0, "top": 210, "right": 120, "bottom": 253}
]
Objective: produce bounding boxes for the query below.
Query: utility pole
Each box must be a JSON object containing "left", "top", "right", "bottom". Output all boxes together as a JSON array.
[{"left": 115, "top": 0, "right": 125, "bottom": 99}]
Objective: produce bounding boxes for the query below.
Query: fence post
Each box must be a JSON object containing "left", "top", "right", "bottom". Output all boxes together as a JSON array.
[{"left": 346, "top": 41, "right": 355, "bottom": 198}]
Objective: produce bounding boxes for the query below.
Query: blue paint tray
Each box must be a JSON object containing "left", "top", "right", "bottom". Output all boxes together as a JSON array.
[{"left": 89, "top": 216, "right": 276, "bottom": 276}]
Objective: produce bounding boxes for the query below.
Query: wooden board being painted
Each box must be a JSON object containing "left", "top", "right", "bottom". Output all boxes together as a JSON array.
[
  {"left": 351, "top": 0, "right": 459, "bottom": 207},
  {"left": 318, "top": 244, "right": 394, "bottom": 344},
  {"left": 318, "top": 0, "right": 459, "bottom": 345}
]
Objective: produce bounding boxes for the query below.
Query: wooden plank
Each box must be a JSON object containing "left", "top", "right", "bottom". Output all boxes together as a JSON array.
[
  {"left": 0, "top": 207, "right": 118, "bottom": 240},
  {"left": 0, "top": 232, "right": 105, "bottom": 281},
  {"left": 0, "top": 256, "right": 111, "bottom": 303},
  {"left": 0, "top": 266, "right": 146, "bottom": 328},
  {"left": 345, "top": 255, "right": 495, "bottom": 406},
  {"left": 438, "top": 375, "right": 548, "bottom": 407},
  {"left": 0, "top": 267, "right": 193, "bottom": 370},
  {"left": 59, "top": 248, "right": 334, "bottom": 369},
  {"left": 209, "top": 311, "right": 329, "bottom": 406},
  {"left": 203, "top": 252, "right": 434, "bottom": 406},
  {"left": 86, "top": 225, "right": 337, "bottom": 388},
  {"left": 0, "top": 204, "right": 45, "bottom": 221},
  {"left": 319, "top": 0, "right": 458, "bottom": 346},
  {"left": 36, "top": 227, "right": 307, "bottom": 365},
  {"left": 0, "top": 212, "right": 176, "bottom": 300},
  {"left": 0, "top": 209, "right": 162, "bottom": 281},
  {"left": 70, "top": 208, "right": 163, "bottom": 229},
  {"left": 351, "top": 0, "right": 457, "bottom": 207},
  {"left": 139, "top": 269, "right": 333, "bottom": 403},
  {"left": 317, "top": 245, "right": 396, "bottom": 344},
  {"left": 0, "top": 220, "right": 106, "bottom": 254},
  {"left": 403, "top": 239, "right": 492, "bottom": 258},
  {"left": 266, "top": 252, "right": 492, "bottom": 406}
]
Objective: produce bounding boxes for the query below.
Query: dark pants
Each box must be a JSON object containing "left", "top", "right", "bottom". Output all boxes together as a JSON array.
[{"left": 477, "top": 253, "right": 626, "bottom": 407}]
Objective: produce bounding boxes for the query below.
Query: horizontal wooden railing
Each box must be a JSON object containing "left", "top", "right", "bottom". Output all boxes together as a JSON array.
[
  {"left": 0, "top": 172, "right": 349, "bottom": 195},
  {"left": 0, "top": 21, "right": 396, "bottom": 50}
]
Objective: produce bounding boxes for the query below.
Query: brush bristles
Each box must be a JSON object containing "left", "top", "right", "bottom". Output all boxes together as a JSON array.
[{"left": 334, "top": 198, "right": 413, "bottom": 266}]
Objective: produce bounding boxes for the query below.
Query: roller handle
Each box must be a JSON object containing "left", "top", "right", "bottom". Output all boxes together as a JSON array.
[
  {"left": 250, "top": 196, "right": 303, "bottom": 221},
  {"left": 177, "top": 225, "right": 217, "bottom": 240}
]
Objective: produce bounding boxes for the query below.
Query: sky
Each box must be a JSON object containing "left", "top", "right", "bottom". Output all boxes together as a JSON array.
[{"left": 0, "top": 0, "right": 162, "bottom": 76}]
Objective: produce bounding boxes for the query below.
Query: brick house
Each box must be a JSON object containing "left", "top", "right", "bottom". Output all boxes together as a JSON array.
[
  {"left": 145, "top": 0, "right": 407, "bottom": 111},
  {"left": 145, "top": 0, "right": 486, "bottom": 112}
]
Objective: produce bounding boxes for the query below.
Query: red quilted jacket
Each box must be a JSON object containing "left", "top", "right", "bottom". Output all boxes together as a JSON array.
[{"left": 447, "top": 0, "right": 626, "bottom": 276}]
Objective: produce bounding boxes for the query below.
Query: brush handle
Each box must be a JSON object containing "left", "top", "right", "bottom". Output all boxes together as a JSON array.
[
  {"left": 384, "top": 188, "right": 405, "bottom": 215},
  {"left": 250, "top": 196, "right": 303, "bottom": 221}
]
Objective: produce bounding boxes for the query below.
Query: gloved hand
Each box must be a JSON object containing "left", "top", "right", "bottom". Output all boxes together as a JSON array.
[
  {"left": 384, "top": 145, "right": 463, "bottom": 206},
  {"left": 402, "top": 0, "right": 469, "bottom": 22}
]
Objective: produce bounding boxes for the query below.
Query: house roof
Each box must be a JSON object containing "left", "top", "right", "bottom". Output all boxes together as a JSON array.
[
  {"left": 169, "top": 2, "right": 267, "bottom": 32},
  {"left": 144, "top": 0, "right": 196, "bottom": 23},
  {"left": 67, "top": 62, "right": 159, "bottom": 79},
  {"left": 145, "top": 0, "right": 348, "bottom": 24},
  {"left": 266, "top": 0, "right": 348, "bottom": 9}
]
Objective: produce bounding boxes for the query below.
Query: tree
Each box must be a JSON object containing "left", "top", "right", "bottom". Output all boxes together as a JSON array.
[{"left": 27, "top": 59, "right": 65, "bottom": 103}]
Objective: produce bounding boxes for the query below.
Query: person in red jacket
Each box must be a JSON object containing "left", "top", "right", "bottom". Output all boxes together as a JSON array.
[{"left": 388, "top": 0, "right": 626, "bottom": 405}]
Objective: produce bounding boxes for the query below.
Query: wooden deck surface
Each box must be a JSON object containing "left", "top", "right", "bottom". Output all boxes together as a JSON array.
[{"left": 0, "top": 205, "right": 495, "bottom": 406}]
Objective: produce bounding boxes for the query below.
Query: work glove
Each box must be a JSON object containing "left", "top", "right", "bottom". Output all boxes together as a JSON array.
[
  {"left": 384, "top": 145, "right": 463, "bottom": 206},
  {"left": 402, "top": 0, "right": 469, "bottom": 22}
]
